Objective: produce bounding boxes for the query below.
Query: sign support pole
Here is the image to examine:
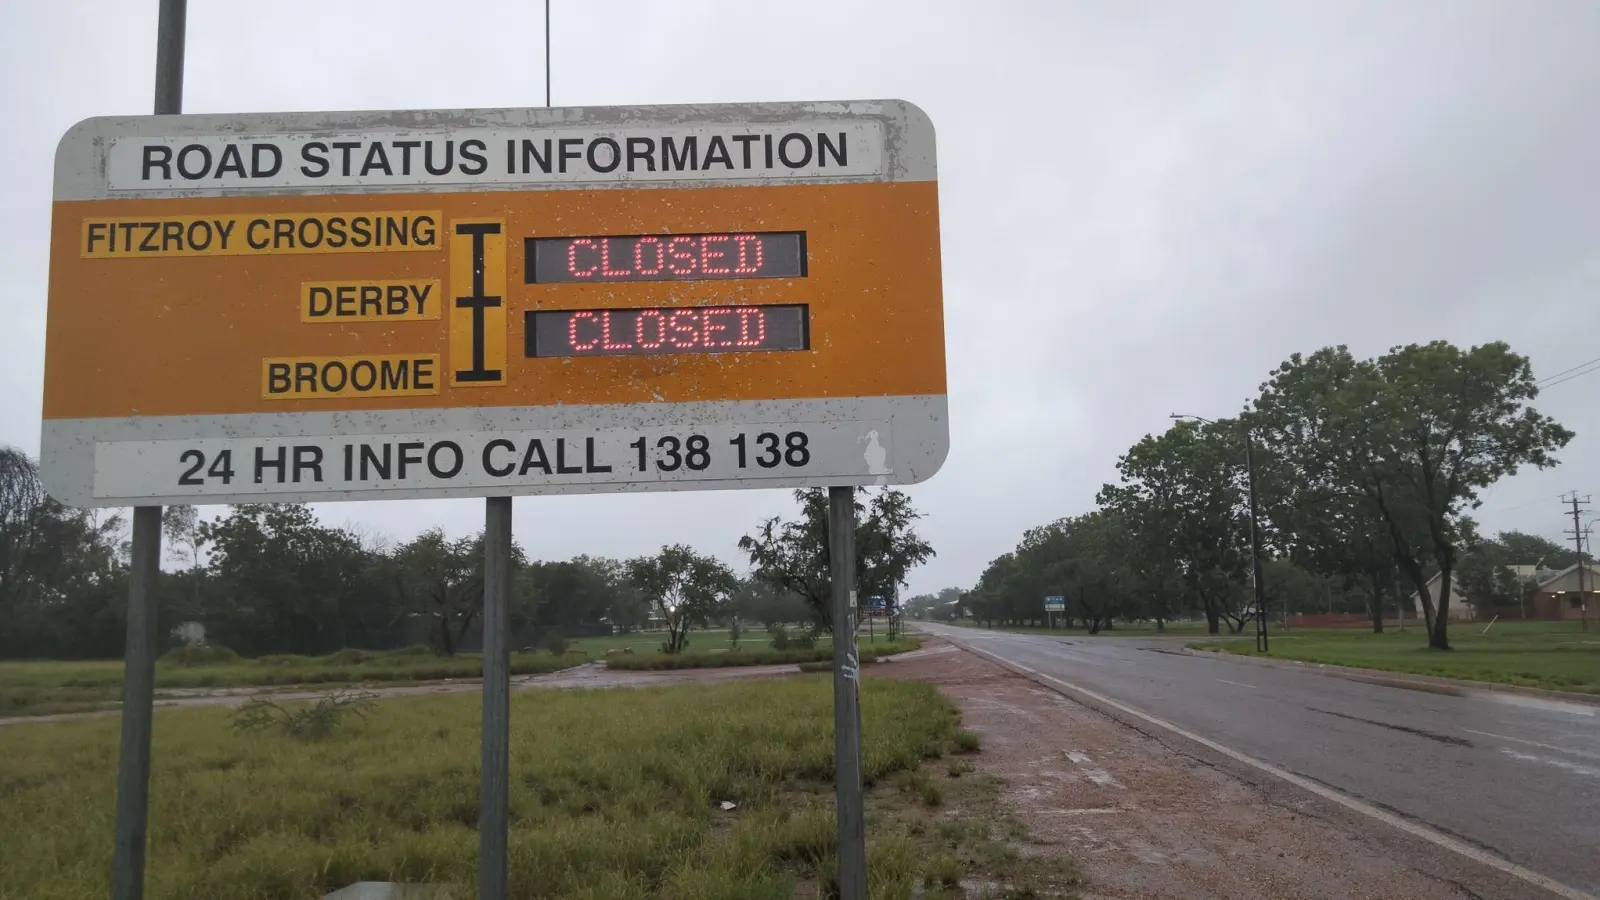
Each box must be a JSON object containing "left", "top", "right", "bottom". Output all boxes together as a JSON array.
[
  {"left": 479, "top": 496, "right": 513, "bottom": 900},
  {"left": 111, "top": 506, "right": 162, "bottom": 900},
  {"left": 828, "top": 486, "right": 867, "bottom": 900},
  {"left": 112, "top": 5, "right": 184, "bottom": 899}
]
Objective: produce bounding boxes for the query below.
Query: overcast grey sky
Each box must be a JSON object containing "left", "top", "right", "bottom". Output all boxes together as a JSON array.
[{"left": 4, "top": 1, "right": 1598, "bottom": 595}]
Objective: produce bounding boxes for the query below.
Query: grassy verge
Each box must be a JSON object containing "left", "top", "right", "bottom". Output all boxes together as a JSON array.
[
  {"left": 0, "top": 648, "right": 584, "bottom": 719},
  {"left": 604, "top": 637, "right": 922, "bottom": 671},
  {"left": 0, "top": 676, "right": 1078, "bottom": 899},
  {"left": 566, "top": 630, "right": 738, "bottom": 657},
  {"left": 1190, "top": 621, "right": 1600, "bottom": 694}
]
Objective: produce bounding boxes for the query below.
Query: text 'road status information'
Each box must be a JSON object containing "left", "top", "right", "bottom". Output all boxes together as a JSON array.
[{"left": 43, "top": 100, "right": 945, "bottom": 506}]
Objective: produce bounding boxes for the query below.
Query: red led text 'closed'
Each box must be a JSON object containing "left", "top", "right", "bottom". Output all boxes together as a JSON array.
[
  {"left": 570, "top": 307, "right": 766, "bottom": 352},
  {"left": 526, "top": 232, "right": 805, "bottom": 284},
  {"left": 569, "top": 235, "right": 762, "bottom": 280}
]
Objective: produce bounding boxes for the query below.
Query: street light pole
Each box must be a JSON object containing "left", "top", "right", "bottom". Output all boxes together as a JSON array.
[
  {"left": 1172, "top": 413, "right": 1268, "bottom": 652},
  {"left": 1244, "top": 434, "right": 1268, "bottom": 652}
]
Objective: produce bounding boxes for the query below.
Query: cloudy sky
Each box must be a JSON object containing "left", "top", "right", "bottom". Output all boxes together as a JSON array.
[{"left": 4, "top": 0, "right": 1598, "bottom": 594}]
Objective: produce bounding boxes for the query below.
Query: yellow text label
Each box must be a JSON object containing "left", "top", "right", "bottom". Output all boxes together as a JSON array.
[
  {"left": 82, "top": 211, "right": 442, "bottom": 258},
  {"left": 262, "top": 355, "right": 441, "bottom": 399},
  {"left": 301, "top": 280, "right": 442, "bottom": 322}
]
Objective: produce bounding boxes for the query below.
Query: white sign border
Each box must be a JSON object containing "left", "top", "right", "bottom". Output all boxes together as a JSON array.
[{"left": 56, "top": 99, "right": 935, "bottom": 201}]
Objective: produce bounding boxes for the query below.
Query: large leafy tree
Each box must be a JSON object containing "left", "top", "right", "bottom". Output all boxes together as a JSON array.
[
  {"left": 387, "top": 527, "right": 512, "bottom": 656},
  {"left": 1253, "top": 342, "right": 1571, "bottom": 649},
  {"left": 1252, "top": 397, "right": 1402, "bottom": 633},
  {"left": 627, "top": 545, "right": 735, "bottom": 654},
  {"left": 1097, "top": 419, "right": 1252, "bottom": 634},
  {"left": 727, "top": 575, "right": 812, "bottom": 627},
  {"left": 203, "top": 504, "right": 389, "bottom": 655},
  {"left": 739, "top": 488, "right": 935, "bottom": 632},
  {"left": 1493, "top": 530, "right": 1576, "bottom": 569},
  {"left": 0, "top": 448, "right": 131, "bottom": 658}
]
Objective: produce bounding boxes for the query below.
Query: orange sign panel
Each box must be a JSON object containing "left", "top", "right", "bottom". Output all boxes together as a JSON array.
[{"left": 43, "top": 101, "right": 944, "bottom": 506}]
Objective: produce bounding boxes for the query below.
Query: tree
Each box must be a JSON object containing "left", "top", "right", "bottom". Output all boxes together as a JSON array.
[
  {"left": 162, "top": 505, "right": 209, "bottom": 613},
  {"left": 0, "top": 447, "right": 132, "bottom": 659},
  {"left": 389, "top": 528, "right": 506, "bottom": 656},
  {"left": 1097, "top": 419, "right": 1251, "bottom": 634},
  {"left": 202, "top": 504, "right": 385, "bottom": 655},
  {"left": 0, "top": 448, "right": 48, "bottom": 620},
  {"left": 627, "top": 545, "right": 735, "bottom": 654},
  {"left": 1253, "top": 342, "right": 1572, "bottom": 649},
  {"left": 516, "top": 554, "right": 632, "bottom": 637},
  {"left": 1494, "top": 530, "right": 1576, "bottom": 569},
  {"left": 1251, "top": 420, "right": 1400, "bottom": 633},
  {"left": 739, "top": 488, "right": 935, "bottom": 632},
  {"left": 727, "top": 575, "right": 811, "bottom": 627}
]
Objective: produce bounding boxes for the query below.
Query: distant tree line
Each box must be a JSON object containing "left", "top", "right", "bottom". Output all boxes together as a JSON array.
[
  {"left": 961, "top": 341, "right": 1572, "bottom": 650},
  {"left": 0, "top": 447, "right": 935, "bottom": 659}
]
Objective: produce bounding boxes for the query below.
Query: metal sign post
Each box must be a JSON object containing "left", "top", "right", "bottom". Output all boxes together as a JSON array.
[
  {"left": 110, "top": 3, "right": 184, "bottom": 898},
  {"left": 829, "top": 486, "right": 867, "bottom": 899},
  {"left": 47, "top": 97, "right": 943, "bottom": 899},
  {"left": 478, "top": 496, "right": 512, "bottom": 899}
]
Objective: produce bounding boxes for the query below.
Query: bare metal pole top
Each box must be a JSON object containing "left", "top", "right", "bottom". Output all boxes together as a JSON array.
[{"left": 154, "top": 0, "right": 186, "bottom": 116}]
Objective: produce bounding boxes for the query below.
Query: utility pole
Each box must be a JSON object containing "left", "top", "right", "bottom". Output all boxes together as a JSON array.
[
  {"left": 1244, "top": 435, "right": 1267, "bottom": 651},
  {"left": 1562, "top": 493, "right": 1591, "bottom": 632}
]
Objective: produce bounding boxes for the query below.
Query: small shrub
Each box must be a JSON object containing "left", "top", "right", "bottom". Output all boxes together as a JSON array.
[
  {"left": 952, "top": 730, "right": 982, "bottom": 754},
  {"left": 791, "top": 629, "right": 818, "bottom": 650},
  {"left": 924, "top": 854, "right": 964, "bottom": 889},
  {"left": 895, "top": 768, "right": 939, "bottom": 804},
  {"left": 376, "top": 645, "right": 435, "bottom": 660},
  {"left": 157, "top": 644, "right": 241, "bottom": 667},
  {"left": 729, "top": 618, "right": 742, "bottom": 649},
  {"left": 947, "top": 760, "right": 974, "bottom": 778},
  {"left": 543, "top": 632, "right": 571, "bottom": 656},
  {"left": 318, "top": 648, "right": 376, "bottom": 666},
  {"left": 254, "top": 653, "right": 311, "bottom": 666},
  {"left": 228, "top": 690, "right": 378, "bottom": 741},
  {"left": 768, "top": 623, "right": 791, "bottom": 650}
]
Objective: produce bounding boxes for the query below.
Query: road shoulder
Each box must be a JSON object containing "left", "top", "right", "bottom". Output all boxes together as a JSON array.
[{"left": 877, "top": 638, "right": 1557, "bottom": 900}]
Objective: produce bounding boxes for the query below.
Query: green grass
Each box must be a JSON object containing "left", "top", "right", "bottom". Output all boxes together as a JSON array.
[
  {"left": 1190, "top": 621, "right": 1600, "bottom": 694},
  {"left": 604, "top": 637, "right": 922, "bottom": 671},
  {"left": 564, "top": 630, "right": 739, "bottom": 657},
  {"left": 0, "top": 676, "right": 1078, "bottom": 900},
  {"left": 0, "top": 648, "right": 584, "bottom": 719}
]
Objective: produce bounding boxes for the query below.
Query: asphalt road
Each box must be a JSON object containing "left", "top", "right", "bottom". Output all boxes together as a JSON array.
[{"left": 918, "top": 623, "right": 1600, "bottom": 897}]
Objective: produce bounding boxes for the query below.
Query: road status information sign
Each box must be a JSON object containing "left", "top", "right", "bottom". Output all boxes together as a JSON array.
[
  {"left": 42, "top": 101, "right": 944, "bottom": 506},
  {"left": 1044, "top": 596, "right": 1065, "bottom": 612}
]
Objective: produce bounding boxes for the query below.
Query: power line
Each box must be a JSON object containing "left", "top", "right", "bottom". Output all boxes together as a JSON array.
[
  {"left": 1480, "top": 491, "right": 1573, "bottom": 515},
  {"left": 1538, "top": 355, "right": 1600, "bottom": 384},
  {"left": 1540, "top": 363, "right": 1600, "bottom": 390},
  {"left": 1537, "top": 356, "right": 1600, "bottom": 389}
]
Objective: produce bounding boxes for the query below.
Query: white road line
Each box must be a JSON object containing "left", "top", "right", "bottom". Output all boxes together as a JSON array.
[
  {"left": 943, "top": 633, "right": 1595, "bottom": 900},
  {"left": 1216, "top": 678, "right": 1258, "bottom": 689},
  {"left": 1464, "top": 729, "right": 1600, "bottom": 762},
  {"left": 1482, "top": 692, "right": 1596, "bottom": 718},
  {"left": 1500, "top": 749, "right": 1600, "bottom": 781}
]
